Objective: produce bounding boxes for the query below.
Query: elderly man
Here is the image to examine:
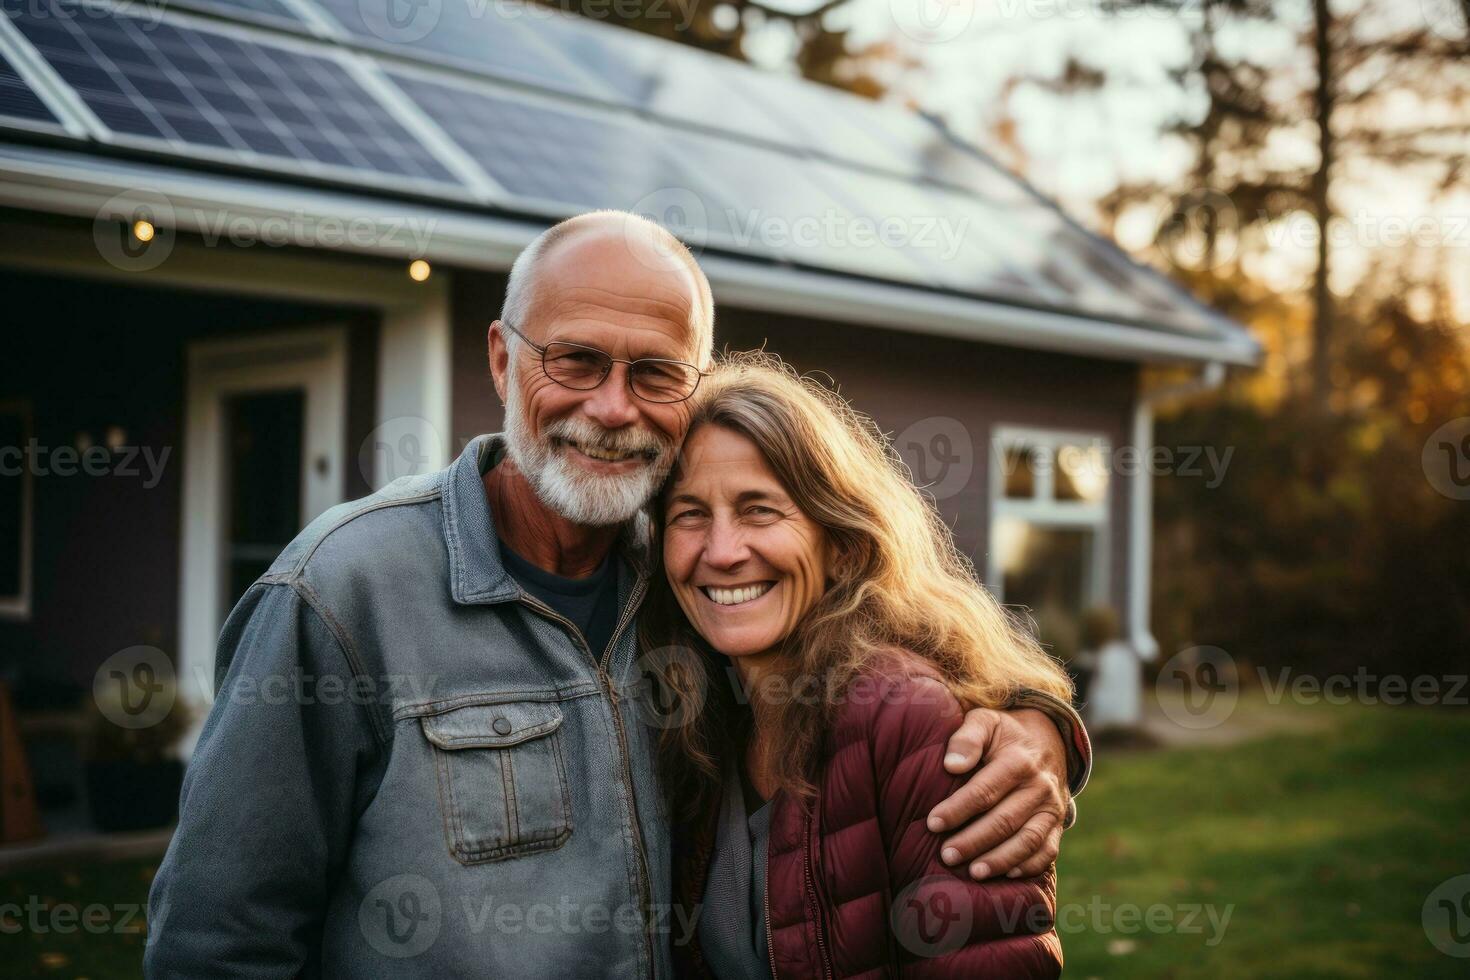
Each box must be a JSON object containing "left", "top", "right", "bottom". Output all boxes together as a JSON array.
[{"left": 146, "top": 211, "right": 1089, "bottom": 978}]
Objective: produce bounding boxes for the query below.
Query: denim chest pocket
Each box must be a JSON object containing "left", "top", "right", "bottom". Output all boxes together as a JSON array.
[{"left": 420, "top": 701, "right": 573, "bottom": 864}]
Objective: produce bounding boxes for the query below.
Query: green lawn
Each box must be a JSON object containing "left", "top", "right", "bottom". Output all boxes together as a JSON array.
[
  {"left": 2, "top": 699, "right": 1467, "bottom": 977},
  {"left": 1057, "top": 700, "right": 1470, "bottom": 978}
]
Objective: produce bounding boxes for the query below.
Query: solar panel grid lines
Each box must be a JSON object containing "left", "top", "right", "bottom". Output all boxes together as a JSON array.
[
  {"left": 3, "top": 0, "right": 473, "bottom": 195},
  {"left": 0, "top": 46, "right": 55, "bottom": 123}
]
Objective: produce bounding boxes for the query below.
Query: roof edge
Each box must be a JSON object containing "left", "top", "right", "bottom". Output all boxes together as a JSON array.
[{"left": 0, "top": 143, "right": 1261, "bottom": 367}]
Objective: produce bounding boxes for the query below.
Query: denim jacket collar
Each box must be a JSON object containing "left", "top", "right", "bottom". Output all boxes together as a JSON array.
[{"left": 442, "top": 434, "right": 653, "bottom": 606}]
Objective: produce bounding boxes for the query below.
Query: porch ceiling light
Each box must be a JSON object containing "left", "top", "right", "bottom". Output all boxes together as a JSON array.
[
  {"left": 408, "top": 259, "right": 431, "bottom": 282},
  {"left": 132, "top": 218, "right": 155, "bottom": 243}
]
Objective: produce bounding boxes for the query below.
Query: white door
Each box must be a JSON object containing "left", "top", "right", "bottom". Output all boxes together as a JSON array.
[{"left": 177, "top": 328, "right": 347, "bottom": 724}]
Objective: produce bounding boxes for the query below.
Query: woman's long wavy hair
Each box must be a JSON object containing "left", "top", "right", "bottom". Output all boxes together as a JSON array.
[{"left": 640, "top": 351, "right": 1072, "bottom": 821}]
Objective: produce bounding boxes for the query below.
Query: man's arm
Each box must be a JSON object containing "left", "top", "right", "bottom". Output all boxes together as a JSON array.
[
  {"left": 146, "top": 582, "right": 382, "bottom": 978},
  {"left": 923, "top": 690, "right": 1092, "bottom": 882}
]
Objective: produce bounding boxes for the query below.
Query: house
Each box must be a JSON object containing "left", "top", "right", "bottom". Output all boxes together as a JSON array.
[{"left": 0, "top": 0, "right": 1257, "bottom": 833}]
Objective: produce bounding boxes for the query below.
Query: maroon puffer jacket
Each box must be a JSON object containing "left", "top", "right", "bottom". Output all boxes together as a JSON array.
[{"left": 673, "top": 653, "right": 1063, "bottom": 978}]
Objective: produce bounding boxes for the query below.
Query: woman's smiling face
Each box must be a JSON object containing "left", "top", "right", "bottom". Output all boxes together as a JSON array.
[{"left": 662, "top": 425, "right": 831, "bottom": 661}]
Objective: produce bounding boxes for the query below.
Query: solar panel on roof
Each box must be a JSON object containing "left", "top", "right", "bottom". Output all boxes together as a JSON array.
[
  {"left": 386, "top": 70, "right": 687, "bottom": 208},
  {"left": 387, "top": 66, "right": 943, "bottom": 286},
  {"left": 311, "top": 0, "right": 603, "bottom": 98},
  {"left": 0, "top": 49, "right": 57, "bottom": 125},
  {"left": 4, "top": 0, "right": 463, "bottom": 190}
]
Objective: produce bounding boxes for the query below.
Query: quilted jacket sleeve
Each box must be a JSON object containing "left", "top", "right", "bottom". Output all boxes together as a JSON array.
[{"left": 867, "top": 671, "right": 1064, "bottom": 979}]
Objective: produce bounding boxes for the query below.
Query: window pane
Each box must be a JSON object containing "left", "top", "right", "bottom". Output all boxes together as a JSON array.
[
  {"left": 224, "top": 390, "right": 304, "bottom": 611},
  {"left": 999, "top": 521, "right": 1093, "bottom": 660},
  {"left": 1056, "top": 443, "right": 1109, "bottom": 502},
  {"left": 1002, "top": 443, "right": 1040, "bottom": 498}
]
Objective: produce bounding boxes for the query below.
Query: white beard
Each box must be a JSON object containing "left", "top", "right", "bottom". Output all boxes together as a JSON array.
[{"left": 501, "top": 361, "right": 674, "bottom": 527}]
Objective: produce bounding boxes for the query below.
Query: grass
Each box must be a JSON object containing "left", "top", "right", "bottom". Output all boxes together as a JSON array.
[
  {"left": 1056, "top": 698, "right": 1470, "bottom": 978},
  {"left": 2, "top": 698, "right": 1466, "bottom": 977}
]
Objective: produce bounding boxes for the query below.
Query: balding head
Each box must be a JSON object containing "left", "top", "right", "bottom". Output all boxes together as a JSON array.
[{"left": 500, "top": 210, "right": 715, "bottom": 366}]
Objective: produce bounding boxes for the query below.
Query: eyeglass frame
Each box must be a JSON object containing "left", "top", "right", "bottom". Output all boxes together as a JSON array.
[{"left": 497, "top": 320, "right": 710, "bottom": 404}]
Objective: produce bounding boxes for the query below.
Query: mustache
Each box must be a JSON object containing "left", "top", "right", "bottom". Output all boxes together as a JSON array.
[{"left": 543, "top": 417, "right": 672, "bottom": 458}]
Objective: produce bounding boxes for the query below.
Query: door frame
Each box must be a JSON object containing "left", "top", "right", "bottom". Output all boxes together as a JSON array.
[{"left": 177, "top": 327, "right": 348, "bottom": 714}]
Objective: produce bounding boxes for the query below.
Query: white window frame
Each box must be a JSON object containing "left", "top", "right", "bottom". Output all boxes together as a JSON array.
[
  {"left": 0, "top": 399, "right": 34, "bottom": 621},
  {"left": 987, "top": 425, "right": 1111, "bottom": 608}
]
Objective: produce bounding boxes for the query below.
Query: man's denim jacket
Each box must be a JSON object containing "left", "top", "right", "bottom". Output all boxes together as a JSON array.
[{"left": 147, "top": 434, "right": 676, "bottom": 978}]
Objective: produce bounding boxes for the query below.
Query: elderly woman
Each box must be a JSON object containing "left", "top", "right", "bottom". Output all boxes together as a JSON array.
[{"left": 643, "top": 353, "right": 1070, "bottom": 978}]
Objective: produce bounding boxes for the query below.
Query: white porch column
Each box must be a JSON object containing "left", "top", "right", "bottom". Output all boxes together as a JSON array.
[{"left": 372, "top": 277, "right": 454, "bottom": 489}]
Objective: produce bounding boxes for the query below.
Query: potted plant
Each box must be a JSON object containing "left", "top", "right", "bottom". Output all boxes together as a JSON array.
[{"left": 83, "top": 684, "right": 191, "bottom": 833}]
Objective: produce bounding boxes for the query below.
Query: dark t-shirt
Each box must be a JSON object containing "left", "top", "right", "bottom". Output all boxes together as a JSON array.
[{"left": 498, "top": 541, "right": 621, "bottom": 659}]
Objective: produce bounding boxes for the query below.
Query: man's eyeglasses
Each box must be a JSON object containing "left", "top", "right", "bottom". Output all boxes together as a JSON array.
[{"left": 499, "top": 321, "right": 708, "bottom": 404}]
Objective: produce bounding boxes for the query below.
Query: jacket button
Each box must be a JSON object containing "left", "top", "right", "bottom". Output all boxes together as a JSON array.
[{"left": 492, "top": 717, "right": 513, "bottom": 736}]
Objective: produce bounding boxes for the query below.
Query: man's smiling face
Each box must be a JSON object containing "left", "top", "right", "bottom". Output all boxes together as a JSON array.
[{"left": 490, "top": 223, "right": 707, "bottom": 527}]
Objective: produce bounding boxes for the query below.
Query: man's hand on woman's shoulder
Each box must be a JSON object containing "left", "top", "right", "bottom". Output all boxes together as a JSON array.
[{"left": 923, "top": 704, "right": 1078, "bottom": 882}]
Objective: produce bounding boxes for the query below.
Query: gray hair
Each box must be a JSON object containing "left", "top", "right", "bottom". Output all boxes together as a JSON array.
[{"left": 499, "top": 210, "right": 715, "bottom": 364}]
